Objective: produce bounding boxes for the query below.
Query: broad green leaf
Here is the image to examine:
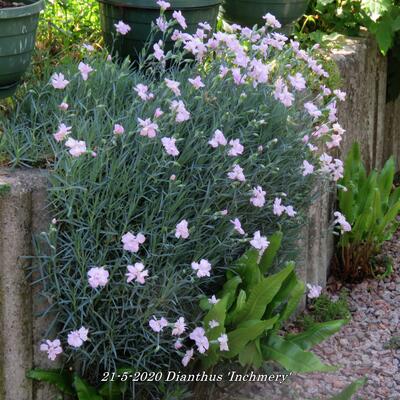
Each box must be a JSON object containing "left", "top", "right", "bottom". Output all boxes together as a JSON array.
[
  {"left": 234, "top": 263, "right": 294, "bottom": 323},
  {"left": 329, "top": 377, "right": 367, "bottom": 400},
  {"left": 220, "top": 275, "right": 242, "bottom": 309},
  {"left": 73, "top": 374, "right": 102, "bottom": 400},
  {"left": 276, "top": 276, "right": 305, "bottom": 325},
  {"left": 375, "top": 17, "right": 393, "bottom": 54},
  {"left": 238, "top": 340, "right": 263, "bottom": 368},
  {"left": 261, "top": 334, "right": 337, "bottom": 373},
  {"left": 235, "top": 249, "right": 261, "bottom": 289},
  {"left": 377, "top": 156, "right": 395, "bottom": 206},
  {"left": 224, "top": 317, "right": 278, "bottom": 358},
  {"left": 361, "top": 0, "right": 391, "bottom": 21},
  {"left": 392, "top": 15, "right": 400, "bottom": 31},
  {"left": 226, "top": 289, "right": 247, "bottom": 325},
  {"left": 285, "top": 320, "right": 346, "bottom": 351},
  {"left": 26, "top": 369, "right": 74, "bottom": 395},
  {"left": 259, "top": 231, "right": 283, "bottom": 273}
]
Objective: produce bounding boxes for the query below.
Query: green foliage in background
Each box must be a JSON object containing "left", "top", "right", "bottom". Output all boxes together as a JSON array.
[{"left": 335, "top": 142, "right": 400, "bottom": 281}]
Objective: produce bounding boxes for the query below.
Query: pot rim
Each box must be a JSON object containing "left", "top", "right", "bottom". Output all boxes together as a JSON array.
[
  {"left": 97, "top": 0, "right": 221, "bottom": 10},
  {"left": 0, "top": 0, "right": 44, "bottom": 19}
]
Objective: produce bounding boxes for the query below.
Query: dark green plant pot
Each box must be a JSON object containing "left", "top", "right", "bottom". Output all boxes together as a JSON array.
[
  {"left": 220, "top": 0, "right": 308, "bottom": 29},
  {"left": 98, "top": 0, "right": 221, "bottom": 60},
  {"left": 0, "top": 0, "right": 44, "bottom": 99}
]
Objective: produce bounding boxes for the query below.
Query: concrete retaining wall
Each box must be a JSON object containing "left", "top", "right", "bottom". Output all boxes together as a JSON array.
[{"left": 0, "top": 36, "right": 398, "bottom": 400}]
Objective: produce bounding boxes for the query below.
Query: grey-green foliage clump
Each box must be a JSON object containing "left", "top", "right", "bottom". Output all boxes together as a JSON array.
[{"left": 0, "top": 24, "right": 337, "bottom": 391}]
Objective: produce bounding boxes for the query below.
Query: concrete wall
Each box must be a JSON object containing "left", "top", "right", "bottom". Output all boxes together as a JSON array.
[{"left": 0, "top": 36, "right": 398, "bottom": 400}]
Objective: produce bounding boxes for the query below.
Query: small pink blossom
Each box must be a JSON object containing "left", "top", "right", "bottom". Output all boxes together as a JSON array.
[
  {"left": 172, "top": 317, "right": 186, "bottom": 336},
  {"left": 58, "top": 102, "right": 69, "bottom": 111},
  {"left": 153, "top": 40, "right": 165, "bottom": 61},
  {"left": 134, "top": 84, "right": 154, "bottom": 101},
  {"left": 149, "top": 316, "right": 168, "bottom": 333},
  {"left": 114, "top": 20, "right": 131, "bottom": 35},
  {"left": 113, "top": 124, "right": 125, "bottom": 135},
  {"left": 157, "top": 0, "right": 170, "bottom": 11},
  {"left": 182, "top": 349, "right": 194, "bottom": 367},
  {"left": 209, "top": 129, "right": 227, "bottom": 148},
  {"left": 334, "top": 89, "right": 346, "bottom": 101},
  {"left": 263, "top": 12, "right": 281, "bottom": 28},
  {"left": 189, "top": 327, "right": 209, "bottom": 353},
  {"left": 285, "top": 205, "right": 297, "bottom": 217},
  {"left": 208, "top": 295, "right": 220, "bottom": 304},
  {"left": 65, "top": 138, "right": 87, "bottom": 157},
  {"left": 154, "top": 107, "right": 164, "bottom": 118},
  {"left": 209, "top": 320, "right": 219, "bottom": 328},
  {"left": 53, "top": 123, "right": 71, "bottom": 142},
  {"left": 174, "top": 340, "right": 183, "bottom": 349},
  {"left": 218, "top": 334, "right": 229, "bottom": 351},
  {"left": 273, "top": 197, "right": 285, "bottom": 216},
  {"left": 228, "top": 164, "right": 246, "bottom": 182},
  {"left": 304, "top": 102, "right": 322, "bottom": 118},
  {"left": 307, "top": 283, "right": 322, "bottom": 299},
  {"left": 191, "top": 259, "right": 212, "bottom": 278},
  {"left": 334, "top": 211, "right": 351, "bottom": 232},
  {"left": 228, "top": 139, "right": 244, "bottom": 156},
  {"left": 88, "top": 266, "right": 109, "bottom": 288},
  {"left": 51, "top": 73, "right": 69, "bottom": 89},
  {"left": 175, "top": 219, "right": 189, "bottom": 239},
  {"left": 289, "top": 72, "right": 306, "bottom": 91},
  {"left": 40, "top": 339, "right": 63, "bottom": 361},
  {"left": 161, "top": 137, "right": 179, "bottom": 156},
  {"left": 121, "top": 232, "right": 146, "bottom": 253},
  {"left": 67, "top": 327, "right": 89, "bottom": 348},
  {"left": 78, "top": 62, "right": 94, "bottom": 81},
  {"left": 188, "top": 76, "right": 205, "bottom": 89},
  {"left": 126, "top": 263, "right": 149, "bottom": 284},
  {"left": 165, "top": 78, "right": 181, "bottom": 96},
  {"left": 302, "top": 160, "right": 314, "bottom": 176},
  {"left": 221, "top": 209, "right": 228, "bottom": 215},
  {"left": 250, "top": 186, "right": 266, "bottom": 207},
  {"left": 138, "top": 118, "right": 158, "bottom": 138},
  {"left": 230, "top": 218, "right": 245, "bottom": 235},
  {"left": 156, "top": 16, "right": 168, "bottom": 32},
  {"left": 83, "top": 43, "right": 95, "bottom": 52},
  {"left": 250, "top": 231, "right": 269, "bottom": 254},
  {"left": 172, "top": 10, "right": 187, "bottom": 29},
  {"left": 170, "top": 100, "right": 190, "bottom": 122},
  {"left": 170, "top": 174, "right": 176, "bottom": 181}
]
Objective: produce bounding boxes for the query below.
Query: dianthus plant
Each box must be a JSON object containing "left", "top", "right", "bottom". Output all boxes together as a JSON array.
[{"left": 3, "top": 2, "right": 348, "bottom": 393}]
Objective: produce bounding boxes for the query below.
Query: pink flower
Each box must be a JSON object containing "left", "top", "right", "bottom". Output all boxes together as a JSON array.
[
  {"left": 189, "top": 327, "right": 209, "bottom": 353},
  {"left": 149, "top": 316, "right": 168, "bottom": 333},
  {"left": 174, "top": 340, "right": 183, "bottom": 349},
  {"left": 138, "top": 118, "right": 158, "bottom": 138},
  {"left": 289, "top": 72, "right": 306, "bottom": 91},
  {"left": 51, "top": 73, "right": 69, "bottom": 89},
  {"left": 114, "top": 20, "right": 131, "bottom": 35},
  {"left": 209, "top": 129, "right": 227, "bottom": 148},
  {"left": 285, "top": 205, "right": 297, "bottom": 217},
  {"left": 250, "top": 186, "right": 266, "bottom": 207},
  {"left": 188, "top": 76, "right": 205, "bottom": 89},
  {"left": 67, "top": 326, "right": 89, "bottom": 348},
  {"left": 172, "top": 10, "right": 187, "bottom": 29},
  {"left": 154, "top": 108, "right": 164, "bottom": 118},
  {"left": 326, "top": 134, "right": 342, "bottom": 149},
  {"left": 334, "top": 89, "right": 346, "bottom": 101},
  {"left": 321, "top": 85, "right": 332, "bottom": 96},
  {"left": 228, "top": 139, "right": 244, "bottom": 156},
  {"left": 58, "top": 102, "right": 69, "bottom": 111},
  {"left": 208, "top": 295, "right": 220, "bottom": 304},
  {"left": 273, "top": 197, "right": 285, "bottom": 216},
  {"left": 161, "top": 137, "right": 179, "bottom": 156},
  {"left": 53, "top": 123, "right": 71, "bottom": 142},
  {"left": 274, "top": 78, "right": 294, "bottom": 107},
  {"left": 209, "top": 320, "right": 219, "bottom": 328},
  {"left": 263, "top": 12, "right": 281, "bottom": 28},
  {"left": 126, "top": 263, "right": 148, "bottom": 284},
  {"left": 134, "top": 84, "right": 154, "bottom": 101},
  {"left": 304, "top": 102, "right": 322, "bottom": 118},
  {"left": 334, "top": 211, "right": 351, "bottom": 232},
  {"left": 230, "top": 218, "right": 245, "bottom": 235},
  {"left": 78, "top": 62, "right": 94, "bottom": 81},
  {"left": 121, "top": 232, "right": 146, "bottom": 253},
  {"left": 170, "top": 174, "right": 176, "bottom": 181},
  {"left": 157, "top": 0, "right": 170, "bottom": 10},
  {"left": 307, "top": 283, "right": 322, "bottom": 299},
  {"left": 172, "top": 317, "right": 186, "bottom": 336},
  {"left": 113, "top": 124, "right": 125, "bottom": 135},
  {"left": 170, "top": 100, "right": 190, "bottom": 122},
  {"left": 156, "top": 16, "right": 168, "bottom": 32},
  {"left": 302, "top": 160, "right": 314, "bottom": 176},
  {"left": 228, "top": 164, "right": 246, "bottom": 182},
  {"left": 83, "top": 43, "right": 95, "bottom": 52},
  {"left": 65, "top": 138, "right": 87, "bottom": 157},
  {"left": 191, "top": 259, "right": 212, "bottom": 278},
  {"left": 221, "top": 209, "right": 228, "bottom": 215},
  {"left": 333, "top": 123, "right": 345, "bottom": 135},
  {"left": 153, "top": 40, "right": 165, "bottom": 61},
  {"left": 250, "top": 231, "right": 270, "bottom": 254},
  {"left": 88, "top": 266, "right": 109, "bottom": 288},
  {"left": 182, "top": 349, "right": 194, "bottom": 367},
  {"left": 218, "top": 334, "right": 229, "bottom": 351},
  {"left": 175, "top": 219, "right": 189, "bottom": 239},
  {"left": 40, "top": 339, "right": 63, "bottom": 361},
  {"left": 165, "top": 78, "right": 181, "bottom": 96}
]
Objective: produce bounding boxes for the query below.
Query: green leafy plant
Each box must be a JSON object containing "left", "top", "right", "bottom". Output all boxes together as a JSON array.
[
  {"left": 199, "top": 232, "right": 346, "bottom": 372},
  {"left": 298, "top": 289, "right": 351, "bottom": 330},
  {"left": 334, "top": 142, "right": 400, "bottom": 281}
]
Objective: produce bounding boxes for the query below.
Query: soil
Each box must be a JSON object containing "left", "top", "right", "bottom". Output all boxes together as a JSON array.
[{"left": 0, "top": 1, "right": 25, "bottom": 8}]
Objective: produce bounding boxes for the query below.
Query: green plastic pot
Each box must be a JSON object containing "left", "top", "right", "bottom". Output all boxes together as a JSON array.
[
  {"left": 98, "top": 0, "right": 221, "bottom": 60},
  {"left": 220, "top": 0, "right": 309, "bottom": 29},
  {"left": 0, "top": 0, "right": 44, "bottom": 99}
]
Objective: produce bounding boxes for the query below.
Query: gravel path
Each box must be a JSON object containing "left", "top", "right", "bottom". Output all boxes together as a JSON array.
[{"left": 221, "top": 230, "right": 400, "bottom": 400}]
